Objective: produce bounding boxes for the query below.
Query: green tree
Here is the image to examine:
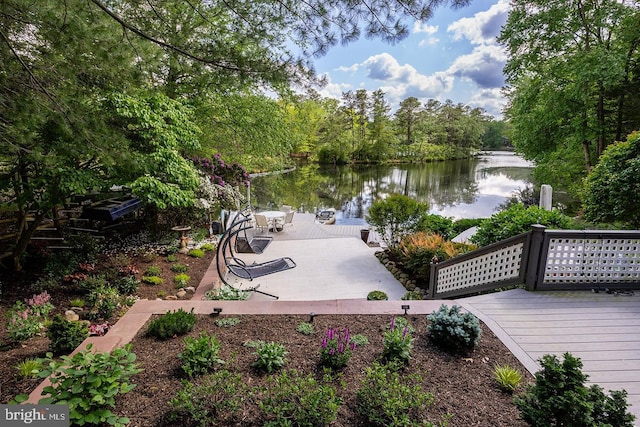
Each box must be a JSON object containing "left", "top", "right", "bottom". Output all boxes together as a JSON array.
[
  {"left": 499, "top": 0, "right": 640, "bottom": 196},
  {"left": 395, "top": 97, "right": 423, "bottom": 146},
  {"left": 368, "top": 89, "right": 396, "bottom": 161},
  {"left": 583, "top": 131, "right": 640, "bottom": 227},
  {"left": 366, "top": 194, "right": 428, "bottom": 249}
]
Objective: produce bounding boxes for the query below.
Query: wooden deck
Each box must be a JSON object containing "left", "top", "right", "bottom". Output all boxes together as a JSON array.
[{"left": 459, "top": 288, "right": 640, "bottom": 421}]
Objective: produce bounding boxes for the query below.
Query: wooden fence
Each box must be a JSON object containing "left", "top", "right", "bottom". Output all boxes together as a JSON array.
[{"left": 428, "top": 225, "right": 640, "bottom": 299}]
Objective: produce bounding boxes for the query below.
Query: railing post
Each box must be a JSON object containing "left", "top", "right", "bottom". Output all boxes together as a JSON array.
[
  {"left": 428, "top": 262, "right": 438, "bottom": 299},
  {"left": 524, "top": 224, "right": 547, "bottom": 291}
]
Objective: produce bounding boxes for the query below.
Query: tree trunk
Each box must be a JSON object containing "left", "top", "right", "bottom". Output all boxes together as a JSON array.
[{"left": 12, "top": 211, "right": 46, "bottom": 271}]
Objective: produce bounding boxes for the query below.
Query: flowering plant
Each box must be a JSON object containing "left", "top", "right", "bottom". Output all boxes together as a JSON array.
[
  {"left": 6, "top": 291, "right": 55, "bottom": 342},
  {"left": 320, "top": 327, "right": 356, "bottom": 369},
  {"left": 382, "top": 317, "right": 414, "bottom": 364},
  {"left": 89, "top": 322, "right": 110, "bottom": 336}
]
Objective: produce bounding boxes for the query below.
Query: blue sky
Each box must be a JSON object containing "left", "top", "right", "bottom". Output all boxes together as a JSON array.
[{"left": 311, "top": 0, "right": 510, "bottom": 118}]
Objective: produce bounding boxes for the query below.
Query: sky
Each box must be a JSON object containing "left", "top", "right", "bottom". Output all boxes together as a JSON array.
[{"left": 310, "top": 0, "right": 510, "bottom": 118}]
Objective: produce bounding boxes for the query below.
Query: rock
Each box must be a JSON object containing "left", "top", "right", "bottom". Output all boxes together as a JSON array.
[
  {"left": 70, "top": 307, "right": 84, "bottom": 313},
  {"left": 184, "top": 286, "right": 196, "bottom": 293},
  {"left": 176, "top": 290, "right": 187, "bottom": 298},
  {"left": 64, "top": 310, "right": 80, "bottom": 322},
  {"left": 165, "top": 295, "right": 178, "bottom": 300}
]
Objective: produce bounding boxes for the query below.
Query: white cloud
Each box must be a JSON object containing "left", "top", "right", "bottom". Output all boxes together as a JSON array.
[
  {"left": 447, "top": 0, "right": 510, "bottom": 45},
  {"left": 316, "top": 73, "right": 352, "bottom": 99},
  {"left": 447, "top": 44, "right": 507, "bottom": 88},
  {"left": 413, "top": 22, "right": 439, "bottom": 35}
]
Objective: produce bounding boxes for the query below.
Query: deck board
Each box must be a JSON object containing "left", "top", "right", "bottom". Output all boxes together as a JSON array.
[{"left": 458, "top": 288, "right": 640, "bottom": 422}]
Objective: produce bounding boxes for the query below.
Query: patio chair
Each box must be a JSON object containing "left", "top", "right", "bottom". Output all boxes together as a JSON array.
[
  {"left": 254, "top": 214, "right": 270, "bottom": 233},
  {"left": 235, "top": 224, "right": 273, "bottom": 254},
  {"left": 280, "top": 205, "right": 292, "bottom": 213},
  {"left": 282, "top": 211, "right": 295, "bottom": 230}
]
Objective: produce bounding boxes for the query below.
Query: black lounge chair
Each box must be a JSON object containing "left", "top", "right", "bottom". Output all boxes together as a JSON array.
[
  {"left": 215, "top": 208, "right": 296, "bottom": 299},
  {"left": 234, "top": 221, "right": 273, "bottom": 254}
]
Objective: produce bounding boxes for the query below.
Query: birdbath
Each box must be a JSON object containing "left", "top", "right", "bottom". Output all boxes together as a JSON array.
[{"left": 171, "top": 225, "right": 192, "bottom": 254}]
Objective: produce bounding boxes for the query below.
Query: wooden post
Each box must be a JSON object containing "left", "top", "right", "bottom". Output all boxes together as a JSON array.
[{"left": 524, "top": 224, "right": 547, "bottom": 291}]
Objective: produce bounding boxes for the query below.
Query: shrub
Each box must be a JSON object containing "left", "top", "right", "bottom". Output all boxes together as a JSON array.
[
  {"left": 246, "top": 340, "right": 287, "bottom": 373},
  {"left": 146, "top": 308, "right": 196, "bottom": 340},
  {"left": 5, "top": 292, "right": 54, "bottom": 342},
  {"left": 382, "top": 317, "right": 413, "bottom": 364},
  {"left": 366, "top": 290, "right": 388, "bottom": 300},
  {"left": 215, "top": 317, "right": 241, "bottom": 327},
  {"left": 258, "top": 369, "right": 341, "bottom": 427},
  {"left": 493, "top": 364, "right": 522, "bottom": 393},
  {"left": 296, "top": 322, "right": 314, "bottom": 335},
  {"left": 144, "top": 265, "right": 162, "bottom": 276},
  {"left": 471, "top": 203, "right": 573, "bottom": 247},
  {"left": 17, "top": 343, "right": 142, "bottom": 427},
  {"left": 452, "top": 218, "right": 485, "bottom": 235},
  {"left": 86, "top": 286, "right": 122, "bottom": 321},
  {"left": 46, "top": 314, "right": 89, "bottom": 355},
  {"left": 174, "top": 273, "right": 190, "bottom": 288},
  {"left": 199, "top": 242, "right": 215, "bottom": 251},
  {"left": 417, "top": 214, "right": 455, "bottom": 240},
  {"left": 350, "top": 334, "right": 369, "bottom": 346},
  {"left": 427, "top": 304, "right": 481, "bottom": 354},
  {"left": 402, "top": 290, "right": 423, "bottom": 300},
  {"left": 204, "top": 285, "right": 250, "bottom": 301},
  {"left": 320, "top": 327, "right": 356, "bottom": 370},
  {"left": 169, "top": 370, "right": 249, "bottom": 426},
  {"left": 142, "top": 276, "right": 163, "bottom": 285},
  {"left": 583, "top": 131, "right": 640, "bottom": 227},
  {"left": 515, "top": 353, "right": 635, "bottom": 427},
  {"left": 356, "top": 361, "right": 444, "bottom": 427},
  {"left": 115, "top": 276, "right": 140, "bottom": 295},
  {"left": 179, "top": 332, "right": 225, "bottom": 378},
  {"left": 170, "top": 263, "right": 189, "bottom": 273},
  {"left": 166, "top": 254, "right": 179, "bottom": 262},
  {"left": 188, "top": 248, "right": 205, "bottom": 258},
  {"left": 17, "top": 357, "right": 41, "bottom": 378},
  {"left": 70, "top": 298, "right": 85, "bottom": 308},
  {"left": 366, "top": 194, "right": 429, "bottom": 248}
]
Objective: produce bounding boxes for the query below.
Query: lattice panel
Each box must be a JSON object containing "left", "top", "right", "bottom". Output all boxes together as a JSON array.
[
  {"left": 543, "top": 238, "right": 640, "bottom": 284},
  {"left": 435, "top": 243, "right": 524, "bottom": 294}
]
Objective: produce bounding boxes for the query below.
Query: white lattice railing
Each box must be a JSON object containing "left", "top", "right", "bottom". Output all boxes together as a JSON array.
[
  {"left": 541, "top": 234, "right": 640, "bottom": 287},
  {"left": 428, "top": 227, "right": 640, "bottom": 299},
  {"left": 429, "top": 234, "right": 529, "bottom": 298}
]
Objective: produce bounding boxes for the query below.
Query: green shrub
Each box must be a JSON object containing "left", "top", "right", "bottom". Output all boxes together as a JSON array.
[
  {"left": 188, "top": 248, "right": 205, "bottom": 258},
  {"left": 215, "top": 317, "right": 241, "bottom": 327},
  {"left": 16, "top": 343, "right": 142, "bottom": 427},
  {"left": 16, "top": 357, "right": 42, "bottom": 378},
  {"left": 204, "top": 285, "right": 250, "bottom": 301},
  {"left": 366, "top": 290, "right": 388, "bottom": 300},
  {"left": 493, "top": 364, "right": 522, "bottom": 393},
  {"left": 144, "top": 265, "right": 162, "bottom": 276},
  {"left": 166, "top": 254, "right": 179, "bottom": 262},
  {"left": 515, "top": 353, "right": 635, "bottom": 427},
  {"left": 402, "top": 290, "right": 423, "bottom": 300},
  {"left": 471, "top": 203, "right": 573, "bottom": 247},
  {"left": 583, "top": 131, "right": 640, "bottom": 227},
  {"left": 70, "top": 298, "right": 85, "bottom": 308},
  {"left": 174, "top": 273, "right": 190, "bottom": 288},
  {"left": 86, "top": 286, "right": 122, "bottom": 321},
  {"left": 5, "top": 293, "right": 54, "bottom": 342},
  {"left": 382, "top": 317, "right": 413, "bottom": 364},
  {"left": 76, "top": 275, "right": 109, "bottom": 294},
  {"left": 296, "top": 322, "right": 314, "bottom": 335},
  {"left": 169, "top": 370, "right": 249, "bottom": 426},
  {"left": 142, "top": 276, "right": 163, "bottom": 285},
  {"left": 246, "top": 340, "right": 287, "bottom": 373},
  {"left": 115, "top": 276, "right": 140, "bottom": 295},
  {"left": 170, "top": 263, "right": 189, "bottom": 273},
  {"left": 259, "top": 369, "right": 341, "bottom": 427},
  {"left": 427, "top": 304, "right": 481, "bottom": 354},
  {"left": 199, "top": 243, "right": 215, "bottom": 252},
  {"left": 46, "top": 314, "right": 89, "bottom": 355},
  {"left": 350, "top": 334, "right": 369, "bottom": 346},
  {"left": 356, "top": 361, "right": 444, "bottom": 427},
  {"left": 452, "top": 218, "right": 485, "bottom": 235},
  {"left": 417, "top": 214, "right": 455, "bottom": 240},
  {"left": 366, "top": 194, "right": 429, "bottom": 249},
  {"left": 320, "top": 327, "right": 355, "bottom": 370},
  {"left": 146, "top": 308, "right": 196, "bottom": 340},
  {"left": 179, "top": 332, "right": 225, "bottom": 378}
]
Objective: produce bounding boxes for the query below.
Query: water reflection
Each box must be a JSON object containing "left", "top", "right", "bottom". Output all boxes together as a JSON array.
[{"left": 250, "top": 151, "right": 533, "bottom": 224}]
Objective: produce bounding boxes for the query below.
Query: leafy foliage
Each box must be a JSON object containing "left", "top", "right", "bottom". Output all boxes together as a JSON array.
[
  {"left": 246, "top": 340, "right": 288, "bottom": 373},
  {"left": 169, "top": 370, "right": 248, "bottom": 427},
  {"left": 16, "top": 357, "right": 42, "bottom": 379},
  {"left": 173, "top": 273, "right": 190, "bottom": 288},
  {"left": 417, "top": 214, "right": 455, "bottom": 240},
  {"left": 178, "top": 332, "right": 225, "bottom": 378},
  {"left": 356, "top": 361, "right": 442, "bottom": 427},
  {"left": 366, "top": 290, "right": 388, "bottom": 300},
  {"left": 146, "top": 308, "right": 196, "bottom": 340},
  {"left": 46, "top": 315, "right": 89, "bottom": 356},
  {"left": 5, "top": 293, "right": 54, "bottom": 343},
  {"left": 320, "top": 327, "right": 356, "bottom": 370},
  {"left": 515, "top": 353, "right": 635, "bottom": 427},
  {"left": 471, "top": 203, "right": 573, "bottom": 247},
  {"left": 259, "top": 369, "right": 342, "bottom": 427},
  {"left": 583, "top": 131, "right": 640, "bottom": 227},
  {"left": 493, "top": 364, "right": 523, "bottom": 393},
  {"left": 382, "top": 317, "right": 414, "bottom": 364},
  {"left": 427, "top": 304, "right": 481, "bottom": 354},
  {"left": 366, "top": 194, "right": 428, "bottom": 248},
  {"left": 86, "top": 286, "right": 122, "bottom": 321},
  {"left": 296, "top": 322, "right": 314, "bottom": 335},
  {"left": 27, "top": 344, "right": 142, "bottom": 427},
  {"left": 204, "top": 285, "right": 250, "bottom": 301}
]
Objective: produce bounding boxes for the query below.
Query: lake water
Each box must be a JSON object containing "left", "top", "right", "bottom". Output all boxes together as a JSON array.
[{"left": 249, "top": 151, "right": 534, "bottom": 225}]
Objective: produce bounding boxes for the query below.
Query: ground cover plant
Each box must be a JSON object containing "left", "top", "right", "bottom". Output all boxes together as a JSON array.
[{"left": 106, "top": 314, "right": 533, "bottom": 426}]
